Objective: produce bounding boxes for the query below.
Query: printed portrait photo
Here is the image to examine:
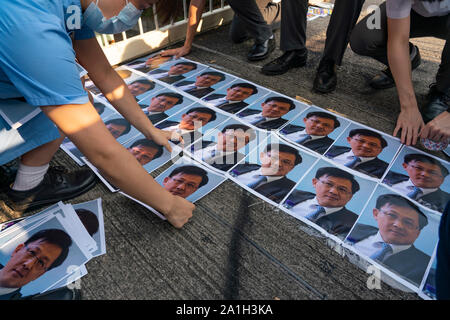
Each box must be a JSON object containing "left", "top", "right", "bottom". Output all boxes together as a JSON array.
[
  {"left": 138, "top": 90, "right": 194, "bottom": 126},
  {"left": 382, "top": 146, "right": 450, "bottom": 213},
  {"left": 147, "top": 59, "right": 207, "bottom": 85},
  {"left": 202, "top": 80, "right": 270, "bottom": 114},
  {"left": 324, "top": 124, "right": 402, "bottom": 179},
  {"left": 187, "top": 118, "right": 261, "bottom": 173},
  {"left": 281, "top": 159, "right": 377, "bottom": 239},
  {"left": 229, "top": 133, "right": 319, "bottom": 205},
  {"left": 278, "top": 106, "right": 350, "bottom": 155},
  {"left": 237, "top": 94, "right": 308, "bottom": 131},
  {"left": 345, "top": 185, "right": 440, "bottom": 288},
  {"left": 156, "top": 105, "right": 229, "bottom": 148},
  {"left": 174, "top": 68, "right": 236, "bottom": 99},
  {"left": 125, "top": 52, "right": 175, "bottom": 74}
]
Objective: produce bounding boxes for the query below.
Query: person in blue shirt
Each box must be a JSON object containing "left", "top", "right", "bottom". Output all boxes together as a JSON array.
[{"left": 0, "top": 0, "right": 194, "bottom": 229}]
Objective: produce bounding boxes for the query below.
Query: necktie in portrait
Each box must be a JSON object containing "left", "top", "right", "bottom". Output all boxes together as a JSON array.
[
  {"left": 407, "top": 186, "right": 423, "bottom": 200},
  {"left": 306, "top": 205, "right": 325, "bottom": 221},
  {"left": 248, "top": 175, "right": 268, "bottom": 189},
  {"left": 296, "top": 135, "right": 312, "bottom": 144},
  {"left": 344, "top": 156, "right": 362, "bottom": 168},
  {"left": 370, "top": 242, "right": 393, "bottom": 262}
]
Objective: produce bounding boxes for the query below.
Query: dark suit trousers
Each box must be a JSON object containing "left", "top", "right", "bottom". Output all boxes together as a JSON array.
[
  {"left": 227, "top": 0, "right": 308, "bottom": 51},
  {"left": 321, "top": 0, "right": 365, "bottom": 66},
  {"left": 350, "top": 2, "right": 450, "bottom": 91}
]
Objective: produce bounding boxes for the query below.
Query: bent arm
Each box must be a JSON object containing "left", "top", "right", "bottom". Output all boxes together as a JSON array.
[
  {"left": 41, "top": 102, "right": 194, "bottom": 228},
  {"left": 161, "top": 0, "right": 206, "bottom": 58},
  {"left": 388, "top": 16, "right": 424, "bottom": 145}
]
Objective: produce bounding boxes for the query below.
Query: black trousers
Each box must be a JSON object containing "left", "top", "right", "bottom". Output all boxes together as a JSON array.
[
  {"left": 227, "top": 0, "right": 308, "bottom": 51},
  {"left": 321, "top": 0, "right": 365, "bottom": 66},
  {"left": 350, "top": 2, "right": 450, "bottom": 92}
]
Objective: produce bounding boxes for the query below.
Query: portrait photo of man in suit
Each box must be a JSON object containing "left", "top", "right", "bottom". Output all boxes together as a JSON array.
[
  {"left": 127, "top": 138, "right": 164, "bottom": 166},
  {"left": 175, "top": 71, "right": 226, "bottom": 99},
  {"left": 104, "top": 118, "right": 132, "bottom": 140},
  {"left": 203, "top": 82, "right": 258, "bottom": 114},
  {"left": 127, "top": 54, "right": 173, "bottom": 74},
  {"left": 283, "top": 167, "right": 360, "bottom": 239},
  {"left": 237, "top": 96, "right": 295, "bottom": 130},
  {"left": 325, "top": 128, "right": 389, "bottom": 179},
  {"left": 163, "top": 165, "right": 209, "bottom": 199},
  {"left": 127, "top": 79, "right": 155, "bottom": 101},
  {"left": 347, "top": 193, "right": 431, "bottom": 286},
  {"left": 192, "top": 124, "right": 256, "bottom": 172},
  {"left": 139, "top": 92, "right": 184, "bottom": 125},
  {"left": 148, "top": 61, "right": 198, "bottom": 84},
  {"left": 156, "top": 107, "right": 217, "bottom": 146},
  {"left": 230, "top": 143, "right": 302, "bottom": 203},
  {"left": 383, "top": 153, "right": 450, "bottom": 213},
  {"left": 280, "top": 111, "right": 341, "bottom": 154},
  {"left": 0, "top": 229, "right": 72, "bottom": 300}
]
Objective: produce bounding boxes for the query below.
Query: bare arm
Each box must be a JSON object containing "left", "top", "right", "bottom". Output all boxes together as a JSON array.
[
  {"left": 73, "top": 37, "right": 176, "bottom": 151},
  {"left": 388, "top": 16, "right": 424, "bottom": 146},
  {"left": 41, "top": 102, "right": 194, "bottom": 228},
  {"left": 161, "top": 0, "right": 206, "bottom": 58}
]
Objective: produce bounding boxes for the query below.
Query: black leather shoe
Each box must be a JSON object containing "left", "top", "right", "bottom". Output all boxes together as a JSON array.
[
  {"left": 313, "top": 59, "right": 337, "bottom": 93},
  {"left": 261, "top": 49, "right": 307, "bottom": 75},
  {"left": 5, "top": 166, "right": 97, "bottom": 212},
  {"left": 370, "top": 44, "right": 421, "bottom": 89},
  {"left": 421, "top": 84, "right": 450, "bottom": 123},
  {"left": 247, "top": 36, "right": 276, "bottom": 61}
]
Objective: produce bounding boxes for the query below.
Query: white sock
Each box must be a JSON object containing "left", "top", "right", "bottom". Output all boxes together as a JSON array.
[{"left": 12, "top": 163, "right": 49, "bottom": 191}]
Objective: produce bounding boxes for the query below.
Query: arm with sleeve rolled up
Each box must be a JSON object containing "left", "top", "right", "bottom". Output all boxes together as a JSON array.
[
  {"left": 160, "top": 0, "right": 206, "bottom": 58},
  {"left": 73, "top": 37, "right": 181, "bottom": 149},
  {"left": 387, "top": 16, "right": 425, "bottom": 146},
  {"left": 41, "top": 102, "right": 194, "bottom": 228}
]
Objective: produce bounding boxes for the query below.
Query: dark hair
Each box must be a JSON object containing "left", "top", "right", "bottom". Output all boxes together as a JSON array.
[
  {"left": 129, "top": 79, "right": 155, "bottom": 89},
  {"left": 93, "top": 102, "right": 105, "bottom": 115},
  {"left": 375, "top": 194, "right": 428, "bottom": 230},
  {"left": 186, "top": 107, "right": 217, "bottom": 122},
  {"left": 264, "top": 96, "right": 296, "bottom": 111},
  {"left": 265, "top": 143, "right": 302, "bottom": 166},
  {"left": 404, "top": 153, "right": 449, "bottom": 177},
  {"left": 155, "top": 92, "right": 183, "bottom": 105},
  {"left": 199, "top": 71, "right": 226, "bottom": 82},
  {"left": 104, "top": 118, "right": 132, "bottom": 136},
  {"left": 173, "top": 61, "right": 197, "bottom": 70},
  {"left": 306, "top": 111, "right": 340, "bottom": 128},
  {"left": 169, "top": 165, "right": 209, "bottom": 188},
  {"left": 221, "top": 124, "right": 256, "bottom": 141},
  {"left": 129, "top": 138, "right": 164, "bottom": 160},
  {"left": 315, "top": 167, "right": 360, "bottom": 194},
  {"left": 24, "top": 229, "right": 72, "bottom": 271},
  {"left": 349, "top": 128, "right": 387, "bottom": 149},
  {"left": 75, "top": 209, "right": 99, "bottom": 237},
  {"left": 154, "top": 0, "right": 184, "bottom": 25},
  {"left": 230, "top": 82, "right": 258, "bottom": 95}
]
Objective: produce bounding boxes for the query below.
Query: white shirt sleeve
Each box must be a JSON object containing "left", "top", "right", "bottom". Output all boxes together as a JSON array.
[{"left": 386, "top": 0, "right": 413, "bottom": 19}]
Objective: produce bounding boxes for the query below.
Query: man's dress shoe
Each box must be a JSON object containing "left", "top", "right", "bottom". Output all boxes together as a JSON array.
[
  {"left": 421, "top": 84, "right": 450, "bottom": 123},
  {"left": 247, "top": 36, "right": 276, "bottom": 61},
  {"left": 313, "top": 59, "right": 337, "bottom": 93},
  {"left": 261, "top": 49, "right": 307, "bottom": 75}
]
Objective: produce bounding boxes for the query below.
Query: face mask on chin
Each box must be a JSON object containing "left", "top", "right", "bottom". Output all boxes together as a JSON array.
[{"left": 83, "top": 0, "right": 143, "bottom": 34}]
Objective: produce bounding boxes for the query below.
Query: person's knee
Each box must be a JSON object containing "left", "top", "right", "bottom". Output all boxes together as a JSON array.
[{"left": 350, "top": 25, "right": 371, "bottom": 56}]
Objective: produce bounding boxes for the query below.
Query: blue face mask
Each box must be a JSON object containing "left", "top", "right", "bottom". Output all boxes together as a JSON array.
[{"left": 83, "top": 0, "right": 143, "bottom": 34}]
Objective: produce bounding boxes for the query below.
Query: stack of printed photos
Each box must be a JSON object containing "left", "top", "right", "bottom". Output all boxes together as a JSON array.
[
  {"left": 59, "top": 51, "right": 449, "bottom": 299},
  {"left": 0, "top": 199, "right": 105, "bottom": 300}
]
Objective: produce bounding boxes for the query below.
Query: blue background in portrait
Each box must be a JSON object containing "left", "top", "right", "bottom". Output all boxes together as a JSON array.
[
  {"left": 281, "top": 105, "right": 351, "bottom": 142},
  {"left": 238, "top": 133, "right": 320, "bottom": 185},
  {"left": 202, "top": 79, "right": 270, "bottom": 107},
  {"left": 138, "top": 90, "right": 195, "bottom": 120},
  {"left": 190, "top": 118, "right": 262, "bottom": 158},
  {"left": 236, "top": 93, "right": 310, "bottom": 128},
  {"left": 124, "top": 133, "right": 176, "bottom": 174},
  {"left": 0, "top": 215, "right": 90, "bottom": 297},
  {"left": 155, "top": 157, "right": 227, "bottom": 203},
  {"left": 177, "top": 67, "right": 237, "bottom": 93},
  {"left": 347, "top": 184, "right": 441, "bottom": 256},
  {"left": 385, "top": 146, "right": 450, "bottom": 193},
  {"left": 329, "top": 123, "right": 402, "bottom": 164},
  {"left": 288, "top": 159, "right": 378, "bottom": 215}
]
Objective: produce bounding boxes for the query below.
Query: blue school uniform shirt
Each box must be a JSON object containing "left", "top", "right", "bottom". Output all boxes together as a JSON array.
[{"left": 0, "top": 0, "right": 94, "bottom": 107}]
